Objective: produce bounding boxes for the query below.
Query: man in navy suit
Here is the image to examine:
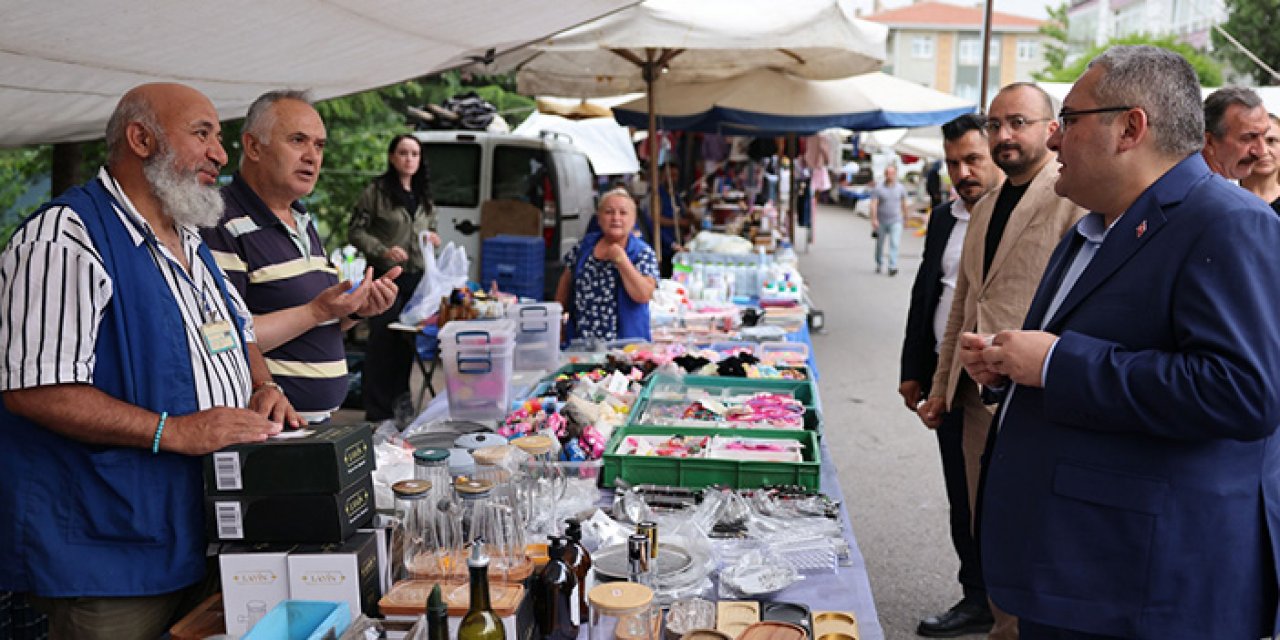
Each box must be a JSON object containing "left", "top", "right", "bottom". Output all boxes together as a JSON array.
[
  {"left": 900, "top": 113, "right": 1004, "bottom": 637},
  {"left": 960, "top": 45, "right": 1280, "bottom": 638}
]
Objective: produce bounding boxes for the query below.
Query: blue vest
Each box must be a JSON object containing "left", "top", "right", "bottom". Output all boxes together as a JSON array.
[
  {"left": 0, "top": 178, "right": 247, "bottom": 596},
  {"left": 570, "top": 232, "right": 652, "bottom": 341}
]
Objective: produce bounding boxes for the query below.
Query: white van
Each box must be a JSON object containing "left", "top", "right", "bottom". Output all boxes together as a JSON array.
[{"left": 415, "top": 131, "right": 596, "bottom": 298}]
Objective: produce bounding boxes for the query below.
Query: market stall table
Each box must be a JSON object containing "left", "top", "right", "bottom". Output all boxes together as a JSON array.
[{"left": 418, "top": 331, "right": 882, "bottom": 640}]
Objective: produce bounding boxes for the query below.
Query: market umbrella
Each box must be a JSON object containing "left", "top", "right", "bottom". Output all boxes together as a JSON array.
[
  {"left": 610, "top": 70, "right": 977, "bottom": 135},
  {"left": 508, "top": 0, "right": 888, "bottom": 259}
]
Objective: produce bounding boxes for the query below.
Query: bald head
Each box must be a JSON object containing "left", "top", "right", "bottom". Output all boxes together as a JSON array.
[{"left": 103, "top": 83, "right": 229, "bottom": 228}]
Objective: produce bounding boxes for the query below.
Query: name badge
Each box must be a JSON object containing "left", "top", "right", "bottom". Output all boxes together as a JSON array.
[{"left": 201, "top": 320, "right": 237, "bottom": 355}]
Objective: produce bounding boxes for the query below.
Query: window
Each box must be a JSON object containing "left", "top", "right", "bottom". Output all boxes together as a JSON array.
[
  {"left": 492, "top": 145, "right": 550, "bottom": 204},
  {"left": 911, "top": 35, "right": 935, "bottom": 59},
  {"left": 958, "top": 38, "right": 982, "bottom": 65},
  {"left": 1017, "top": 39, "right": 1037, "bottom": 61},
  {"left": 421, "top": 142, "right": 480, "bottom": 207}
]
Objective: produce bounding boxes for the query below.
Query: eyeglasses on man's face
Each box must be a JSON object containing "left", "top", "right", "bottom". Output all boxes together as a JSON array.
[
  {"left": 982, "top": 115, "right": 1052, "bottom": 134},
  {"left": 1056, "top": 106, "right": 1134, "bottom": 129}
]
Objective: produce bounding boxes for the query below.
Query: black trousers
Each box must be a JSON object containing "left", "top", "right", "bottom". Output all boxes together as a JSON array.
[
  {"left": 936, "top": 404, "right": 987, "bottom": 602},
  {"left": 363, "top": 270, "right": 423, "bottom": 422}
]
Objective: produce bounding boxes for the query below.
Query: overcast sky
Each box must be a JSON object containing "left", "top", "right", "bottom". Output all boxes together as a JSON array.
[{"left": 867, "top": 0, "right": 1055, "bottom": 20}]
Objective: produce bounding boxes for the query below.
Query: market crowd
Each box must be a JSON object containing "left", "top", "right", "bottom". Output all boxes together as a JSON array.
[
  {"left": 0, "top": 43, "right": 1276, "bottom": 640},
  {"left": 898, "top": 45, "right": 1280, "bottom": 640}
]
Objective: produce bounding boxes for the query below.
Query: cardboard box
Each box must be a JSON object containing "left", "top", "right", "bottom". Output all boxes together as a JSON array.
[
  {"left": 205, "top": 424, "right": 374, "bottom": 495},
  {"left": 288, "top": 531, "right": 382, "bottom": 621},
  {"left": 219, "top": 544, "right": 294, "bottom": 636},
  {"left": 207, "top": 474, "right": 374, "bottom": 543}
]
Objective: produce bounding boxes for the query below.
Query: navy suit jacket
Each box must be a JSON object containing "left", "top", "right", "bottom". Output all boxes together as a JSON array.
[
  {"left": 981, "top": 154, "right": 1280, "bottom": 638},
  {"left": 900, "top": 200, "right": 959, "bottom": 393}
]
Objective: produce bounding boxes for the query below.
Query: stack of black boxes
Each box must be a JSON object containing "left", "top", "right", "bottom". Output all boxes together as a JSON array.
[{"left": 204, "top": 425, "right": 382, "bottom": 636}]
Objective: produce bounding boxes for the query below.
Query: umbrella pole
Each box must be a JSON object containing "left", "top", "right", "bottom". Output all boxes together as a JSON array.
[{"left": 646, "top": 54, "right": 662, "bottom": 264}]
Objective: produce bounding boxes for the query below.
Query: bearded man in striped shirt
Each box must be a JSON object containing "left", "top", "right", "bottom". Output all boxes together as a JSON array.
[{"left": 0, "top": 83, "right": 299, "bottom": 639}]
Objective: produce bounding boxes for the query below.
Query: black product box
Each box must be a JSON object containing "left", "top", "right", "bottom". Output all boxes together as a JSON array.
[
  {"left": 288, "top": 531, "right": 382, "bottom": 619},
  {"left": 204, "top": 424, "right": 374, "bottom": 495},
  {"left": 206, "top": 473, "right": 374, "bottom": 543}
]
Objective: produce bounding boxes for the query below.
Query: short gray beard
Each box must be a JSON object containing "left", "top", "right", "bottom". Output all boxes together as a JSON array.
[{"left": 143, "top": 146, "right": 225, "bottom": 229}]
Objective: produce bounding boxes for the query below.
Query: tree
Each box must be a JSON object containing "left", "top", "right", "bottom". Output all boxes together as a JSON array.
[
  {"left": 1213, "top": 0, "right": 1280, "bottom": 86},
  {"left": 1032, "top": 2, "right": 1071, "bottom": 82},
  {"left": 1036, "top": 34, "right": 1222, "bottom": 86}
]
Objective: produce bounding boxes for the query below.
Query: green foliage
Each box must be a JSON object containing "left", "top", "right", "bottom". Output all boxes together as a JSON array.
[
  {"left": 1035, "top": 34, "right": 1222, "bottom": 86},
  {"left": 0, "top": 146, "right": 52, "bottom": 245},
  {"left": 1214, "top": 0, "right": 1280, "bottom": 85},
  {"left": 1033, "top": 2, "right": 1072, "bottom": 82}
]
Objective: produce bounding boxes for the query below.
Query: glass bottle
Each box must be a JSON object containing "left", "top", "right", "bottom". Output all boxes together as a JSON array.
[
  {"left": 534, "top": 536, "right": 579, "bottom": 639},
  {"left": 587, "top": 582, "right": 659, "bottom": 640},
  {"left": 562, "top": 519, "right": 593, "bottom": 622},
  {"left": 458, "top": 543, "right": 506, "bottom": 640},
  {"left": 425, "top": 583, "right": 448, "bottom": 640},
  {"left": 513, "top": 434, "right": 565, "bottom": 535}
]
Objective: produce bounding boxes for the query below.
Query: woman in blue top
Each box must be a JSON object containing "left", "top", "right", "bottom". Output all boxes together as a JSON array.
[{"left": 555, "top": 188, "right": 659, "bottom": 341}]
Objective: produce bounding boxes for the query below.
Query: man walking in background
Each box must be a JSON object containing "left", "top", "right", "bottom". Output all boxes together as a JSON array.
[
  {"left": 900, "top": 113, "right": 1004, "bottom": 638},
  {"left": 917, "top": 82, "right": 1086, "bottom": 639},
  {"left": 870, "top": 163, "right": 909, "bottom": 275}
]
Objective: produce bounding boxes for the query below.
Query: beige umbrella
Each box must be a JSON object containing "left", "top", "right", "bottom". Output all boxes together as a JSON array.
[{"left": 511, "top": 0, "right": 888, "bottom": 260}]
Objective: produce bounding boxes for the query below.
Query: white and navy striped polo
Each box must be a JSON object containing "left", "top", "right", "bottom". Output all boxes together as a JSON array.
[{"left": 204, "top": 173, "right": 347, "bottom": 422}]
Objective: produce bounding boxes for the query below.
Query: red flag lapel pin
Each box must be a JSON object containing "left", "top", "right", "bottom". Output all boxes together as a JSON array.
[{"left": 1136, "top": 220, "right": 1147, "bottom": 238}]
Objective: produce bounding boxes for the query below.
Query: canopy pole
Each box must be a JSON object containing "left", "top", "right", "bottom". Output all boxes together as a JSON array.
[
  {"left": 979, "top": 0, "right": 993, "bottom": 111},
  {"left": 644, "top": 49, "right": 662, "bottom": 264}
]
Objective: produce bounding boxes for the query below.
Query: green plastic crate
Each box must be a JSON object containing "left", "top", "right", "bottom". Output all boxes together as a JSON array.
[
  {"left": 601, "top": 425, "right": 820, "bottom": 490},
  {"left": 629, "top": 374, "right": 823, "bottom": 436},
  {"left": 643, "top": 374, "right": 817, "bottom": 408}
]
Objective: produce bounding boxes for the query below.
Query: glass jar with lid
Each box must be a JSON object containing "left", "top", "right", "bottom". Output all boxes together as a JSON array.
[
  {"left": 413, "top": 447, "right": 453, "bottom": 490},
  {"left": 454, "top": 477, "right": 530, "bottom": 584},
  {"left": 512, "top": 434, "right": 565, "bottom": 535},
  {"left": 392, "top": 479, "right": 463, "bottom": 583},
  {"left": 587, "top": 582, "right": 660, "bottom": 640}
]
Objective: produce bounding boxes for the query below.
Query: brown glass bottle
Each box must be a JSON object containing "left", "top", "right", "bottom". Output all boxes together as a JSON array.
[
  {"left": 533, "top": 536, "right": 580, "bottom": 639},
  {"left": 563, "top": 519, "right": 593, "bottom": 621},
  {"left": 457, "top": 543, "right": 506, "bottom": 640}
]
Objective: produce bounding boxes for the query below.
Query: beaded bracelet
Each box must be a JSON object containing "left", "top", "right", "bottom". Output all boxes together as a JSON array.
[{"left": 151, "top": 411, "right": 168, "bottom": 454}]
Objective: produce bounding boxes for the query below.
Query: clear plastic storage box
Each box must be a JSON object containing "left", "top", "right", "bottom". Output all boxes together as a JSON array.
[
  {"left": 505, "top": 301, "right": 562, "bottom": 372},
  {"left": 439, "top": 318, "right": 516, "bottom": 421}
]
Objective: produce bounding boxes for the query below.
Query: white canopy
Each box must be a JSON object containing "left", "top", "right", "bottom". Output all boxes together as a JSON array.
[
  {"left": 512, "top": 0, "right": 888, "bottom": 97},
  {"left": 0, "top": 0, "right": 635, "bottom": 147},
  {"left": 512, "top": 111, "right": 640, "bottom": 175}
]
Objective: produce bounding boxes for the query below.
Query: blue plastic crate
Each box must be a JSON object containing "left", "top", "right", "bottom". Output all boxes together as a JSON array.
[{"left": 482, "top": 235, "right": 544, "bottom": 299}]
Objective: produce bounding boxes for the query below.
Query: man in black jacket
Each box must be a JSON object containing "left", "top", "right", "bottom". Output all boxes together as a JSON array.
[{"left": 899, "top": 113, "right": 1003, "bottom": 637}]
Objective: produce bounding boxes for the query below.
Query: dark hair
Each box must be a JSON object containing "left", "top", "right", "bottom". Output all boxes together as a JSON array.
[
  {"left": 941, "top": 113, "right": 986, "bottom": 141},
  {"left": 380, "top": 133, "right": 432, "bottom": 210},
  {"left": 995, "top": 82, "right": 1056, "bottom": 118},
  {"left": 1204, "top": 86, "right": 1264, "bottom": 139}
]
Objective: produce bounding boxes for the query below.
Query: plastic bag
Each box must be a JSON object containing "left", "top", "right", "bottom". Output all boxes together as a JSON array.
[{"left": 400, "top": 236, "right": 470, "bottom": 326}]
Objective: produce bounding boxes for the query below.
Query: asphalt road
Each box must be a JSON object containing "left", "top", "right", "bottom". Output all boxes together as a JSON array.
[{"left": 804, "top": 201, "right": 988, "bottom": 640}]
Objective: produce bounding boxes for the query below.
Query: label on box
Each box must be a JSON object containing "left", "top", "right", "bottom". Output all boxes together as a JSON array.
[
  {"left": 214, "top": 501, "right": 244, "bottom": 540},
  {"left": 219, "top": 545, "right": 292, "bottom": 636},
  {"left": 213, "top": 452, "right": 243, "bottom": 491},
  {"left": 289, "top": 531, "right": 381, "bottom": 620}
]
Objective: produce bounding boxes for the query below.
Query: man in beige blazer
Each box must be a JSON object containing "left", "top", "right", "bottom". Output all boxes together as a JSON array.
[{"left": 917, "top": 83, "right": 1086, "bottom": 640}]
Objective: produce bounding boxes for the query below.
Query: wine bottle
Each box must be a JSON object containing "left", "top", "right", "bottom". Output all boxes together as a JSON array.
[
  {"left": 562, "top": 519, "right": 593, "bottom": 623},
  {"left": 534, "top": 536, "right": 579, "bottom": 639},
  {"left": 458, "top": 543, "right": 506, "bottom": 640},
  {"left": 425, "top": 583, "right": 448, "bottom": 640}
]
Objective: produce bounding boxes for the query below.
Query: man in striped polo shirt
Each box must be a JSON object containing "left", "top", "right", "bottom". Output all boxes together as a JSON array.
[
  {"left": 204, "top": 91, "right": 401, "bottom": 423},
  {"left": 0, "top": 83, "right": 298, "bottom": 638}
]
